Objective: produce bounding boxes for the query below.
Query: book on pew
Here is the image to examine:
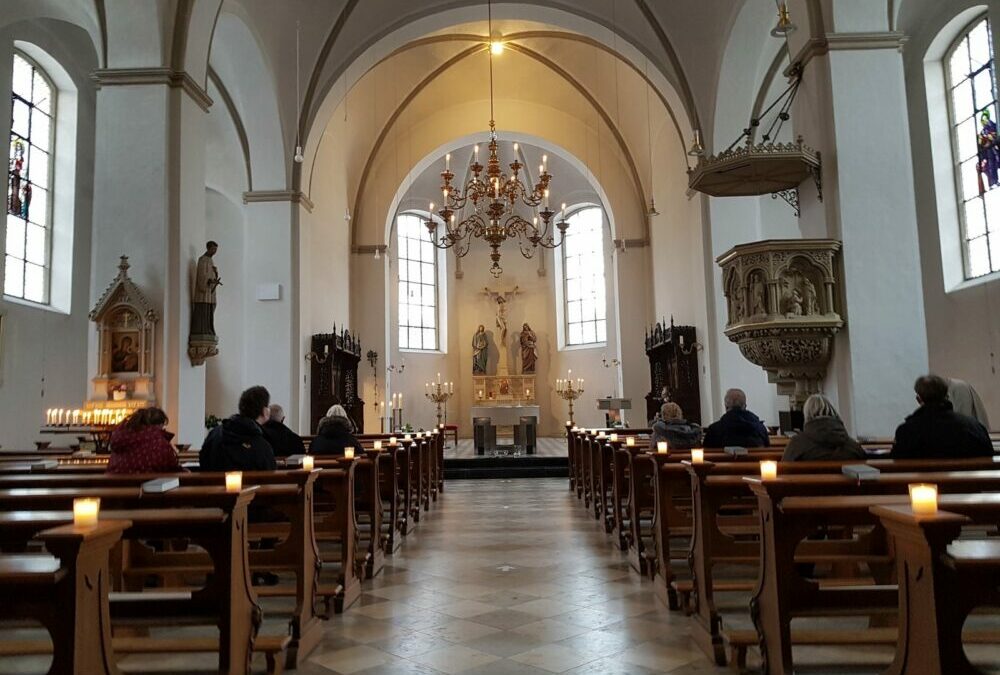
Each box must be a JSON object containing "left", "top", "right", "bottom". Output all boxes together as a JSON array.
[
  {"left": 181, "top": 461, "right": 199, "bottom": 469},
  {"left": 842, "top": 464, "right": 881, "bottom": 481},
  {"left": 285, "top": 454, "right": 307, "bottom": 467},
  {"left": 30, "top": 459, "right": 58, "bottom": 469},
  {"left": 141, "top": 477, "right": 180, "bottom": 493},
  {"left": 724, "top": 446, "right": 748, "bottom": 457}
]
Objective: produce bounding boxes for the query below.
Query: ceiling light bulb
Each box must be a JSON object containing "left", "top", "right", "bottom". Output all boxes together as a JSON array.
[
  {"left": 770, "top": 3, "right": 797, "bottom": 38},
  {"left": 490, "top": 40, "right": 504, "bottom": 55},
  {"left": 374, "top": 247, "right": 380, "bottom": 260},
  {"left": 293, "top": 145, "right": 304, "bottom": 163},
  {"left": 687, "top": 129, "right": 705, "bottom": 157}
]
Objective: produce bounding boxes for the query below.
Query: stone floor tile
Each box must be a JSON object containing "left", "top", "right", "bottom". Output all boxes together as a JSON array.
[
  {"left": 508, "top": 643, "right": 597, "bottom": 673},
  {"left": 308, "top": 645, "right": 394, "bottom": 674},
  {"left": 410, "top": 644, "right": 502, "bottom": 674}
]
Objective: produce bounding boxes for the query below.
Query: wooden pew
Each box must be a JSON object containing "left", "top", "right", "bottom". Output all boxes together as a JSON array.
[
  {"left": 0, "top": 520, "right": 130, "bottom": 675},
  {"left": 746, "top": 471, "right": 1000, "bottom": 675},
  {"left": 312, "top": 461, "right": 363, "bottom": 614},
  {"left": 873, "top": 501, "right": 1000, "bottom": 675}
]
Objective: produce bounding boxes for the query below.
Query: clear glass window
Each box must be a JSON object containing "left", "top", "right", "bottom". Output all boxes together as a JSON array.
[
  {"left": 397, "top": 213, "right": 438, "bottom": 350},
  {"left": 561, "top": 207, "right": 606, "bottom": 345},
  {"left": 6, "top": 52, "right": 54, "bottom": 304}
]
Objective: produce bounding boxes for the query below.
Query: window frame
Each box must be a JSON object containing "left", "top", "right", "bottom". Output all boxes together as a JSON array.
[
  {"left": 559, "top": 205, "right": 608, "bottom": 348},
  {"left": 945, "top": 13, "right": 998, "bottom": 280},
  {"left": 395, "top": 211, "right": 442, "bottom": 352},
  {"left": 5, "top": 49, "right": 56, "bottom": 306}
]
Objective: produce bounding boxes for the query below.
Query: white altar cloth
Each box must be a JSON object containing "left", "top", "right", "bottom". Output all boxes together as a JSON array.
[{"left": 471, "top": 405, "right": 540, "bottom": 426}]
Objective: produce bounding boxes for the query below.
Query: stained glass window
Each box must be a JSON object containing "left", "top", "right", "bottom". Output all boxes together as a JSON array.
[
  {"left": 947, "top": 16, "right": 1000, "bottom": 279},
  {"left": 397, "top": 213, "right": 438, "bottom": 350},
  {"left": 6, "top": 52, "right": 54, "bottom": 303},
  {"left": 562, "top": 207, "right": 607, "bottom": 346}
]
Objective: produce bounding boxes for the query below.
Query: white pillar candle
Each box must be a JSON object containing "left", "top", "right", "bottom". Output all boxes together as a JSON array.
[
  {"left": 760, "top": 461, "right": 778, "bottom": 480},
  {"left": 609, "top": 433, "right": 618, "bottom": 442},
  {"left": 909, "top": 483, "right": 938, "bottom": 515},
  {"left": 626, "top": 437, "right": 636, "bottom": 447},
  {"left": 390, "top": 436, "right": 398, "bottom": 446},
  {"left": 225, "top": 471, "right": 243, "bottom": 492},
  {"left": 691, "top": 448, "right": 704, "bottom": 463},
  {"left": 344, "top": 447, "right": 355, "bottom": 460},
  {"left": 657, "top": 441, "right": 668, "bottom": 454},
  {"left": 404, "top": 434, "right": 412, "bottom": 441},
  {"left": 73, "top": 498, "right": 100, "bottom": 527},
  {"left": 374, "top": 440, "right": 383, "bottom": 450},
  {"left": 302, "top": 455, "right": 315, "bottom": 471},
  {"left": 598, "top": 431, "right": 606, "bottom": 439}
]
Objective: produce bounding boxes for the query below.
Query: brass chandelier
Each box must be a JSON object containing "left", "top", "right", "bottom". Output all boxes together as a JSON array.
[{"left": 424, "top": 0, "right": 566, "bottom": 277}]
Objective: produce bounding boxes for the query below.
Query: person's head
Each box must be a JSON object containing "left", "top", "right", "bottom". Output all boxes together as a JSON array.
[
  {"left": 239, "top": 385, "right": 270, "bottom": 423},
  {"left": 206, "top": 240, "right": 218, "bottom": 256},
  {"left": 803, "top": 394, "right": 839, "bottom": 424},
  {"left": 724, "top": 388, "right": 748, "bottom": 411},
  {"left": 660, "top": 402, "right": 683, "bottom": 422},
  {"left": 324, "top": 404, "right": 355, "bottom": 433},
  {"left": 122, "top": 407, "right": 169, "bottom": 431},
  {"left": 914, "top": 374, "right": 949, "bottom": 407},
  {"left": 268, "top": 403, "right": 285, "bottom": 423},
  {"left": 477, "top": 324, "right": 484, "bottom": 332},
  {"left": 120, "top": 336, "right": 133, "bottom": 350}
]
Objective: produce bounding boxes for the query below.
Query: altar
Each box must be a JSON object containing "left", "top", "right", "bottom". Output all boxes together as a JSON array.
[{"left": 470, "top": 405, "right": 540, "bottom": 426}]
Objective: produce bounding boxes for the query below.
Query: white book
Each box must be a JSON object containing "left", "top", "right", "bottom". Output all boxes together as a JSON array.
[
  {"left": 842, "top": 464, "right": 880, "bottom": 481},
  {"left": 724, "top": 446, "right": 748, "bottom": 456},
  {"left": 285, "top": 454, "right": 307, "bottom": 467},
  {"left": 142, "top": 477, "right": 180, "bottom": 493},
  {"left": 31, "top": 459, "right": 59, "bottom": 469}
]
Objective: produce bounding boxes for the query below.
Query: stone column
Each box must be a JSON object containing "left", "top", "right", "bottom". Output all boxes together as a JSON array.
[{"left": 790, "top": 1, "right": 929, "bottom": 435}]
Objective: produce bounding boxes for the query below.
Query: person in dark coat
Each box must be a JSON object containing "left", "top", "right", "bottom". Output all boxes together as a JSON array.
[
  {"left": 262, "top": 403, "right": 305, "bottom": 458},
  {"left": 650, "top": 402, "right": 703, "bottom": 450},
  {"left": 703, "top": 388, "right": 770, "bottom": 448},
  {"left": 200, "top": 385, "right": 277, "bottom": 471},
  {"left": 108, "top": 407, "right": 186, "bottom": 474},
  {"left": 783, "top": 394, "right": 865, "bottom": 462},
  {"left": 310, "top": 405, "right": 363, "bottom": 457},
  {"left": 891, "top": 374, "right": 993, "bottom": 459}
]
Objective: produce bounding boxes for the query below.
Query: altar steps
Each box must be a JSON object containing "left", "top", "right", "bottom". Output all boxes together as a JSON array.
[{"left": 443, "top": 456, "right": 568, "bottom": 480}]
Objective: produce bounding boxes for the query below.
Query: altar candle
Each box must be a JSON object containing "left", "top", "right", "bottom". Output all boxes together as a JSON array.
[
  {"left": 760, "top": 460, "right": 778, "bottom": 480},
  {"left": 302, "top": 455, "right": 315, "bottom": 471},
  {"left": 399, "top": 394, "right": 403, "bottom": 407},
  {"left": 609, "top": 433, "right": 618, "bottom": 442},
  {"left": 657, "top": 441, "right": 668, "bottom": 454},
  {"left": 374, "top": 440, "right": 383, "bottom": 450},
  {"left": 390, "top": 436, "right": 398, "bottom": 446},
  {"left": 626, "top": 437, "right": 636, "bottom": 447},
  {"left": 909, "top": 483, "right": 938, "bottom": 515},
  {"left": 45, "top": 409, "right": 52, "bottom": 425},
  {"left": 526, "top": 389, "right": 530, "bottom": 398},
  {"left": 449, "top": 382, "right": 454, "bottom": 394},
  {"left": 73, "top": 498, "right": 100, "bottom": 527},
  {"left": 344, "top": 447, "right": 355, "bottom": 460},
  {"left": 225, "top": 471, "right": 243, "bottom": 492},
  {"left": 691, "top": 448, "right": 704, "bottom": 464}
]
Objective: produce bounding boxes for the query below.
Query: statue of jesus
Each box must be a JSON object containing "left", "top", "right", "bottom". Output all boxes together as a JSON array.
[{"left": 482, "top": 286, "right": 519, "bottom": 376}]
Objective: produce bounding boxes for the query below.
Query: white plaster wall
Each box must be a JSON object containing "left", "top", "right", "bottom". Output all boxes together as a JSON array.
[{"left": 0, "top": 21, "right": 96, "bottom": 449}]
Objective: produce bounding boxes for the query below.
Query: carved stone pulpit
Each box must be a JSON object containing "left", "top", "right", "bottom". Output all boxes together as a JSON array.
[{"left": 716, "top": 239, "right": 844, "bottom": 409}]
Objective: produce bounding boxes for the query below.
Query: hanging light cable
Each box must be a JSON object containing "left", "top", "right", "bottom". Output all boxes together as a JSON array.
[{"left": 294, "top": 21, "right": 304, "bottom": 163}]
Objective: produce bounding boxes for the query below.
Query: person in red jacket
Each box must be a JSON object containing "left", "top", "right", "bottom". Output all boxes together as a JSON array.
[{"left": 107, "top": 407, "right": 185, "bottom": 474}]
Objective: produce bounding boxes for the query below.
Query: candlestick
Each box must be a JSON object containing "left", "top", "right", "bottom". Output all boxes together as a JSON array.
[
  {"left": 225, "top": 471, "right": 243, "bottom": 492},
  {"left": 344, "top": 447, "right": 355, "bottom": 460},
  {"left": 691, "top": 448, "right": 704, "bottom": 463},
  {"left": 73, "top": 498, "right": 100, "bottom": 527},
  {"left": 909, "top": 483, "right": 938, "bottom": 514},
  {"left": 302, "top": 455, "right": 315, "bottom": 471},
  {"left": 760, "top": 460, "right": 777, "bottom": 480},
  {"left": 657, "top": 441, "right": 668, "bottom": 454}
]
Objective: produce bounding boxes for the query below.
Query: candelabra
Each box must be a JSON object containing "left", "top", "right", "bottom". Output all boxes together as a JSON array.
[
  {"left": 304, "top": 344, "right": 331, "bottom": 363},
  {"left": 424, "top": 376, "right": 455, "bottom": 425},
  {"left": 601, "top": 352, "right": 622, "bottom": 398},
  {"left": 555, "top": 372, "right": 585, "bottom": 425},
  {"left": 677, "top": 334, "right": 704, "bottom": 356}
]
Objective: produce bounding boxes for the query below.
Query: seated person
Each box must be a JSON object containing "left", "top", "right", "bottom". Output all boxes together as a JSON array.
[
  {"left": 310, "top": 405, "right": 364, "bottom": 457},
  {"left": 948, "top": 378, "right": 991, "bottom": 430},
  {"left": 199, "top": 385, "right": 277, "bottom": 471},
  {"left": 262, "top": 403, "right": 305, "bottom": 458},
  {"left": 107, "top": 407, "right": 186, "bottom": 474},
  {"left": 782, "top": 394, "right": 865, "bottom": 462},
  {"left": 892, "top": 374, "right": 993, "bottom": 459},
  {"left": 650, "top": 402, "right": 702, "bottom": 449},
  {"left": 703, "top": 388, "right": 770, "bottom": 448}
]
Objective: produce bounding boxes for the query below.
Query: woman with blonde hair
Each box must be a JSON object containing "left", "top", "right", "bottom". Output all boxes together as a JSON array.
[
  {"left": 782, "top": 394, "right": 864, "bottom": 462},
  {"left": 310, "top": 404, "right": 363, "bottom": 456}
]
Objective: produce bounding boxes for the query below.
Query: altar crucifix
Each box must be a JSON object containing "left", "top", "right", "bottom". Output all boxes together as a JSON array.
[{"left": 482, "top": 285, "right": 520, "bottom": 376}]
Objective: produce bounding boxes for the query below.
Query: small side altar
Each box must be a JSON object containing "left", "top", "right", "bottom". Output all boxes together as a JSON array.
[{"left": 472, "top": 375, "right": 536, "bottom": 404}]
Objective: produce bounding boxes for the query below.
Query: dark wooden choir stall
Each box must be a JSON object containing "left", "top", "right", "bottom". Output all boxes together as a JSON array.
[
  {"left": 645, "top": 319, "right": 701, "bottom": 425},
  {"left": 309, "top": 327, "right": 365, "bottom": 434}
]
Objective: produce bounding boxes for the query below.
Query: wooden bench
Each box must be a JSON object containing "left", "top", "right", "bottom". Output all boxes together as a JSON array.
[{"left": 0, "top": 520, "right": 130, "bottom": 675}]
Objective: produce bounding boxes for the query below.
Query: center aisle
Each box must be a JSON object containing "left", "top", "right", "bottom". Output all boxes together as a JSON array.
[{"left": 304, "top": 478, "right": 715, "bottom": 674}]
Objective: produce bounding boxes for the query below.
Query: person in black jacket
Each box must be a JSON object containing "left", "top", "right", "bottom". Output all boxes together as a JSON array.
[
  {"left": 891, "top": 374, "right": 993, "bottom": 459},
  {"left": 310, "top": 405, "right": 364, "bottom": 457},
  {"left": 783, "top": 394, "right": 865, "bottom": 462},
  {"left": 650, "top": 402, "right": 703, "bottom": 450},
  {"left": 703, "top": 388, "right": 770, "bottom": 448},
  {"left": 200, "top": 385, "right": 277, "bottom": 471},
  {"left": 262, "top": 403, "right": 305, "bottom": 458}
]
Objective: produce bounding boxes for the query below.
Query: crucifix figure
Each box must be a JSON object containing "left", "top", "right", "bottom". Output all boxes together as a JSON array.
[{"left": 482, "top": 285, "right": 519, "bottom": 376}]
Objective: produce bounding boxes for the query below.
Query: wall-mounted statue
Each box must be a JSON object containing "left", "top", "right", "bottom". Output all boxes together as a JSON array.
[
  {"left": 520, "top": 323, "right": 538, "bottom": 374},
  {"left": 189, "top": 241, "right": 221, "bottom": 366},
  {"left": 472, "top": 324, "right": 488, "bottom": 374}
]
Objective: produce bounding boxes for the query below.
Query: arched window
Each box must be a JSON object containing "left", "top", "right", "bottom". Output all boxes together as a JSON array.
[
  {"left": 561, "top": 206, "right": 607, "bottom": 346},
  {"left": 6, "top": 52, "right": 54, "bottom": 304},
  {"left": 947, "top": 15, "right": 999, "bottom": 279},
  {"left": 396, "top": 212, "right": 439, "bottom": 350}
]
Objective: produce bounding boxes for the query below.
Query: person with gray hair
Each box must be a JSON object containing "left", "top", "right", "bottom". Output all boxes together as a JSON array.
[
  {"left": 261, "top": 403, "right": 305, "bottom": 458},
  {"left": 782, "top": 394, "right": 864, "bottom": 462},
  {"left": 311, "top": 404, "right": 363, "bottom": 457},
  {"left": 703, "top": 388, "right": 770, "bottom": 448},
  {"left": 650, "top": 402, "right": 703, "bottom": 450}
]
